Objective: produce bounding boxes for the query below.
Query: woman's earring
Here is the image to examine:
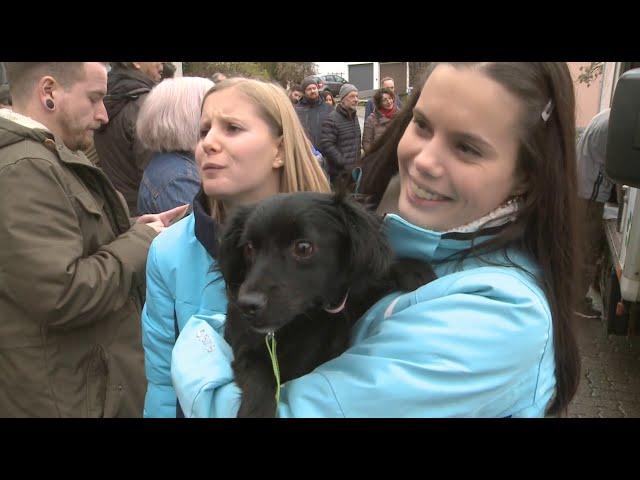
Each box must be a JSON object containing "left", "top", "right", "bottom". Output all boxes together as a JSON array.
[{"left": 45, "top": 99, "right": 55, "bottom": 110}]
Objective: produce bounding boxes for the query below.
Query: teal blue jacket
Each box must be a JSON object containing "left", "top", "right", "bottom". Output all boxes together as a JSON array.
[
  {"left": 141, "top": 192, "right": 227, "bottom": 417},
  {"left": 170, "top": 213, "right": 556, "bottom": 417}
]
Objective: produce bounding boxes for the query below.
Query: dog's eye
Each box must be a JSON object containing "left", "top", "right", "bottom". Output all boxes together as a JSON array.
[
  {"left": 293, "top": 240, "right": 314, "bottom": 259},
  {"left": 243, "top": 242, "right": 255, "bottom": 262}
]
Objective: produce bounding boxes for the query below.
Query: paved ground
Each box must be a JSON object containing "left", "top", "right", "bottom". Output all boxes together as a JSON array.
[{"left": 567, "top": 291, "right": 640, "bottom": 418}]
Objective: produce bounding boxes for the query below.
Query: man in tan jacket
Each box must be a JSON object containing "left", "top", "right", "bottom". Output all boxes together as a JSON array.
[{"left": 0, "top": 62, "right": 187, "bottom": 417}]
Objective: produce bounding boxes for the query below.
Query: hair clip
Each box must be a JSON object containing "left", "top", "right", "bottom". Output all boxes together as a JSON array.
[{"left": 541, "top": 100, "right": 554, "bottom": 122}]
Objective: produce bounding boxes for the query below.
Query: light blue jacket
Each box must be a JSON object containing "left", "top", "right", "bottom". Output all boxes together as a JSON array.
[
  {"left": 141, "top": 192, "right": 227, "bottom": 417},
  {"left": 170, "top": 213, "right": 556, "bottom": 417}
]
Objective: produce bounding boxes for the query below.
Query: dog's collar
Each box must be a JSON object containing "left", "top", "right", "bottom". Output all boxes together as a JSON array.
[{"left": 324, "top": 290, "right": 350, "bottom": 314}]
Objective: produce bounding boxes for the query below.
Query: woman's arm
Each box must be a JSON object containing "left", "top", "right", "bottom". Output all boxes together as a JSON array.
[
  {"left": 141, "top": 240, "right": 179, "bottom": 417},
  {"left": 171, "top": 269, "right": 553, "bottom": 418}
]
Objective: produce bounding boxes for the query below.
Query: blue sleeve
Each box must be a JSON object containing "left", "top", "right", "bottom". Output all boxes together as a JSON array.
[
  {"left": 154, "top": 169, "right": 200, "bottom": 214},
  {"left": 137, "top": 179, "right": 158, "bottom": 216},
  {"left": 276, "top": 271, "right": 553, "bottom": 417},
  {"left": 171, "top": 314, "right": 242, "bottom": 418},
  {"left": 141, "top": 240, "right": 178, "bottom": 417},
  {"left": 171, "top": 271, "right": 552, "bottom": 418},
  {"left": 365, "top": 98, "right": 374, "bottom": 120}
]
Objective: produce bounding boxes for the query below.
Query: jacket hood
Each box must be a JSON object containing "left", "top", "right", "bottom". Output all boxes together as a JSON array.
[
  {"left": 0, "top": 109, "right": 52, "bottom": 149},
  {"left": 103, "top": 65, "right": 156, "bottom": 121}
]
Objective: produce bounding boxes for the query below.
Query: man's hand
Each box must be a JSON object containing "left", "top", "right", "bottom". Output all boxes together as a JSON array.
[{"left": 137, "top": 204, "right": 190, "bottom": 233}]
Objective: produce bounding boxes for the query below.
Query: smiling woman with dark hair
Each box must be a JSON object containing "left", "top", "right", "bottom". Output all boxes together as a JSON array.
[{"left": 170, "top": 62, "right": 581, "bottom": 418}]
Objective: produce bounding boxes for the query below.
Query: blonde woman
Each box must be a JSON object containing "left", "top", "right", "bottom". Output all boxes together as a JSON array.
[
  {"left": 141, "top": 78, "right": 330, "bottom": 417},
  {"left": 136, "top": 76, "right": 213, "bottom": 215}
]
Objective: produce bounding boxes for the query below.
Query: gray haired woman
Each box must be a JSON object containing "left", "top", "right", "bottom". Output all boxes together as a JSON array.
[{"left": 136, "top": 76, "right": 213, "bottom": 214}]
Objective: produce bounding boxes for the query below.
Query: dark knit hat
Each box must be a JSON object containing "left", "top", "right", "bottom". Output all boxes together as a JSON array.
[
  {"left": 301, "top": 76, "right": 318, "bottom": 92},
  {"left": 339, "top": 83, "right": 358, "bottom": 99}
]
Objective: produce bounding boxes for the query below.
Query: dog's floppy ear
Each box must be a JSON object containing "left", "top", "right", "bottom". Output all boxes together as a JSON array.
[
  {"left": 217, "top": 205, "right": 254, "bottom": 296},
  {"left": 334, "top": 192, "right": 392, "bottom": 282}
]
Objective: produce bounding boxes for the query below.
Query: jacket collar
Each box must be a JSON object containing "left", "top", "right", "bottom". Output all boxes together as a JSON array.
[
  {"left": 337, "top": 103, "right": 356, "bottom": 119},
  {"left": 0, "top": 108, "right": 50, "bottom": 132},
  {"left": 299, "top": 95, "right": 324, "bottom": 107},
  {"left": 192, "top": 189, "right": 219, "bottom": 259},
  {"left": 383, "top": 200, "right": 520, "bottom": 264},
  {"left": 0, "top": 109, "right": 97, "bottom": 168}
]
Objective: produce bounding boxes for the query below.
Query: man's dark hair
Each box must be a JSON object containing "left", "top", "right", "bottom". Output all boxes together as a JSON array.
[
  {"left": 111, "top": 62, "right": 136, "bottom": 70},
  {"left": 5, "top": 62, "right": 87, "bottom": 103},
  {"left": 162, "top": 62, "right": 176, "bottom": 79},
  {"left": 290, "top": 84, "right": 303, "bottom": 93}
]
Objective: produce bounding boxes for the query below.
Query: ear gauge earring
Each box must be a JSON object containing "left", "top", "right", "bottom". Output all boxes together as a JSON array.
[{"left": 45, "top": 99, "right": 55, "bottom": 110}]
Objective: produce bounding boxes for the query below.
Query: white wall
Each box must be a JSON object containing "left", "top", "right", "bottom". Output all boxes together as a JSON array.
[{"left": 314, "top": 62, "right": 349, "bottom": 78}]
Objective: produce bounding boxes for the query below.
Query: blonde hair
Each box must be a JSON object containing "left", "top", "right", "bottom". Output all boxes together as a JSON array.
[
  {"left": 136, "top": 76, "right": 214, "bottom": 152},
  {"left": 202, "top": 77, "right": 331, "bottom": 221}
]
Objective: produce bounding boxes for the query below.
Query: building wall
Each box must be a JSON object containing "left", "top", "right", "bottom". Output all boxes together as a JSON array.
[
  {"left": 567, "top": 62, "right": 604, "bottom": 130},
  {"left": 172, "top": 62, "right": 183, "bottom": 77},
  {"left": 315, "top": 62, "right": 348, "bottom": 78}
]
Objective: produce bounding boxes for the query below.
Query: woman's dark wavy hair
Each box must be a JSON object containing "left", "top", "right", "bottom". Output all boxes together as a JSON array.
[
  {"left": 373, "top": 87, "right": 396, "bottom": 110},
  {"left": 359, "top": 62, "right": 580, "bottom": 416}
]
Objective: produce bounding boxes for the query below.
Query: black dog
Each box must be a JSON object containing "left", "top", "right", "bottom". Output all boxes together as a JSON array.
[{"left": 218, "top": 191, "right": 435, "bottom": 417}]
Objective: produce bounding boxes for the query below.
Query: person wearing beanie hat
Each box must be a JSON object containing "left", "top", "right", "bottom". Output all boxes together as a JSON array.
[
  {"left": 339, "top": 83, "right": 358, "bottom": 100},
  {"left": 295, "top": 76, "right": 333, "bottom": 148},
  {"left": 320, "top": 83, "right": 361, "bottom": 185},
  {"left": 301, "top": 76, "right": 318, "bottom": 92}
]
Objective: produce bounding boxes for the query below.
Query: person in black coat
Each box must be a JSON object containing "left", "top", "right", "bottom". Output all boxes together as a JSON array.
[
  {"left": 320, "top": 83, "right": 362, "bottom": 185},
  {"left": 295, "top": 77, "right": 333, "bottom": 149}
]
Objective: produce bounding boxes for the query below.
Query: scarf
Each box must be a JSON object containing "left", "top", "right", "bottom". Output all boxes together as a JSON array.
[{"left": 378, "top": 105, "right": 397, "bottom": 120}]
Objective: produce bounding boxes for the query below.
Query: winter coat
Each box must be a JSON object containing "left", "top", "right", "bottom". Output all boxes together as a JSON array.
[
  {"left": 362, "top": 110, "right": 396, "bottom": 153},
  {"left": 93, "top": 65, "right": 157, "bottom": 216},
  {"left": 0, "top": 109, "right": 157, "bottom": 417},
  {"left": 141, "top": 190, "right": 227, "bottom": 417},
  {"left": 319, "top": 103, "right": 362, "bottom": 178},
  {"left": 364, "top": 95, "right": 403, "bottom": 122},
  {"left": 295, "top": 96, "right": 333, "bottom": 148},
  {"left": 170, "top": 211, "right": 556, "bottom": 417},
  {"left": 577, "top": 109, "right": 613, "bottom": 202},
  {"left": 137, "top": 151, "right": 200, "bottom": 215}
]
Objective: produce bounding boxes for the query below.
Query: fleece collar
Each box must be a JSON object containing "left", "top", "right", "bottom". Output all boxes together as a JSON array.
[{"left": 0, "top": 108, "right": 51, "bottom": 132}]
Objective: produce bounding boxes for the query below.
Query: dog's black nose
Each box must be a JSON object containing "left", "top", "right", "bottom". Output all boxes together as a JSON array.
[{"left": 237, "top": 292, "right": 267, "bottom": 317}]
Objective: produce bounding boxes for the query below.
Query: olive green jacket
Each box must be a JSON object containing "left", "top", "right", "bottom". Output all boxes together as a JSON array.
[{"left": 0, "top": 110, "right": 157, "bottom": 417}]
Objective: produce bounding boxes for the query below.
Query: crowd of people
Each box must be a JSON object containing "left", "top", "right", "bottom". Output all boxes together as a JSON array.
[{"left": 0, "top": 61, "right": 594, "bottom": 418}]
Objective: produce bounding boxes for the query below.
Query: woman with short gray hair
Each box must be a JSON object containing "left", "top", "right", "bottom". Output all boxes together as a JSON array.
[{"left": 136, "top": 76, "right": 214, "bottom": 214}]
